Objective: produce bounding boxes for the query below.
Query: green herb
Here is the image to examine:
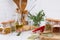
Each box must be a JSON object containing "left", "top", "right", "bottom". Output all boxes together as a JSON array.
[
  {"left": 45, "top": 22, "right": 51, "bottom": 30},
  {"left": 28, "top": 10, "right": 45, "bottom": 26},
  {"left": 17, "top": 32, "right": 21, "bottom": 36},
  {"left": 15, "top": 21, "right": 23, "bottom": 36}
]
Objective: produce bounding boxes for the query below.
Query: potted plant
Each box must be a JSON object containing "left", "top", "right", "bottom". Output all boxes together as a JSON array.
[{"left": 28, "top": 10, "right": 45, "bottom": 27}]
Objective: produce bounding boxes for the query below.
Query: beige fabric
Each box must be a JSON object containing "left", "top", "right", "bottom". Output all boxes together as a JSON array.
[{"left": 40, "top": 34, "right": 60, "bottom": 40}]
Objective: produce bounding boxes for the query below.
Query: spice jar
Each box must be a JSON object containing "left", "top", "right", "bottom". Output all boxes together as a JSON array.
[
  {"left": 1, "top": 21, "right": 11, "bottom": 34},
  {"left": 8, "top": 20, "right": 15, "bottom": 32},
  {"left": 0, "top": 24, "right": 3, "bottom": 34},
  {"left": 1, "top": 21, "right": 7, "bottom": 27},
  {"left": 52, "top": 25, "right": 60, "bottom": 33}
]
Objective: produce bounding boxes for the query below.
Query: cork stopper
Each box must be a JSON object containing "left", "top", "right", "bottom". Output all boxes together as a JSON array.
[
  {"left": 46, "top": 18, "right": 60, "bottom": 22},
  {"left": 1, "top": 21, "right": 8, "bottom": 24},
  {"left": 8, "top": 20, "right": 15, "bottom": 23}
]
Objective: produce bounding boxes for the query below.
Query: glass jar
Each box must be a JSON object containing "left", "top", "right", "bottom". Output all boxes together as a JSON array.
[
  {"left": 2, "top": 21, "right": 11, "bottom": 34},
  {"left": 52, "top": 25, "right": 60, "bottom": 33},
  {"left": 0, "top": 24, "right": 3, "bottom": 34},
  {"left": 4, "top": 28, "right": 11, "bottom": 34},
  {"left": 8, "top": 20, "right": 16, "bottom": 32}
]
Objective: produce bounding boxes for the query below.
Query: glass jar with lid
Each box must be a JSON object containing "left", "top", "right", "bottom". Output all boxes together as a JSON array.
[
  {"left": 1, "top": 21, "right": 11, "bottom": 34},
  {"left": 8, "top": 20, "right": 16, "bottom": 32}
]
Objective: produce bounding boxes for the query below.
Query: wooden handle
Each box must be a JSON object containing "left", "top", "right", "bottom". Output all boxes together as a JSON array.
[
  {"left": 13, "top": 0, "right": 20, "bottom": 7},
  {"left": 13, "top": 0, "right": 27, "bottom": 11}
]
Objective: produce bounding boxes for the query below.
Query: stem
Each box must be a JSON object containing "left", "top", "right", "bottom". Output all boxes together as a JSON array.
[
  {"left": 33, "top": 23, "right": 39, "bottom": 27},
  {"left": 17, "top": 32, "right": 21, "bottom": 36}
]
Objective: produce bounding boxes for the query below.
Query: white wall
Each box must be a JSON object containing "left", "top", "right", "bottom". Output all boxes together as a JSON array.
[
  {"left": 0, "top": 0, "right": 17, "bottom": 22},
  {"left": 26, "top": 0, "right": 60, "bottom": 19},
  {"left": 0, "top": 0, "right": 60, "bottom": 22},
  {"left": 41, "top": 0, "right": 60, "bottom": 19},
  {"left": 26, "top": 0, "right": 42, "bottom": 15}
]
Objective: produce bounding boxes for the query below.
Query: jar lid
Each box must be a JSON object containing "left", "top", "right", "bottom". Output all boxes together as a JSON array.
[
  {"left": 53, "top": 25, "right": 60, "bottom": 27},
  {"left": 8, "top": 20, "right": 15, "bottom": 23},
  {"left": 1, "top": 21, "right": 8, "bottom": 24},
  {"left": 46, "top": 18, "right": 60, "bottom": 22}
]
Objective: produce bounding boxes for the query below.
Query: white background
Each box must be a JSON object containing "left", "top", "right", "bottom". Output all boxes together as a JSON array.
[{"left": 0, "top": 0, "right": 60, "bottom": 22}]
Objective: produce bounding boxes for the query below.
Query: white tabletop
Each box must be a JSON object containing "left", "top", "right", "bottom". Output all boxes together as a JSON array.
[{"left": 0, "top": 30, "right": 35, "bottom": 40}]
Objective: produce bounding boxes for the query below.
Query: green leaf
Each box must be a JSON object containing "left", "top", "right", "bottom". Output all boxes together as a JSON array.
[
  {"left": 28, "top": 16, "right": 33, "bottom": 19},
  {"left": 41, "top": 18, "right": 44, "bottom": 21},
  {"left": 42, "top": 12, "right": 45, "bottom": 16},
  {"left": 37, "top": 10, "right": 43, "bottom": 17},
  {"left": 28, "top": 10, "right": 45, "bottom": 26},
  {"left": 17, "top": 32, "right": 21, "bottom": 36}
]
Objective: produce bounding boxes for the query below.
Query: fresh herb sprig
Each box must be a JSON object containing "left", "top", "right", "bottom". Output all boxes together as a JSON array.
[{"left": 28, "top": 10, "right": 45, "bottom": 26}]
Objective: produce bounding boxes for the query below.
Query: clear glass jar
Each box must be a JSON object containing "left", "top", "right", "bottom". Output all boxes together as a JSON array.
[
  {"left": 0, "top": 24, "right": 3, "bottom": 34},
  {"left": 9, "top": 20, "right": 16, "bottom": 32},
  {"left": 3, "top": 22, "right": 11, "bottom": 34}
]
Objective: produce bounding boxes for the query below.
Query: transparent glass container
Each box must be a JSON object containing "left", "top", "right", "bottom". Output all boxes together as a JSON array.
[
  {"left": 1, "top": 21, "right": 11, "bottom": 34},
  {"left": 8, "top": 20, "right": 16, "bottom": 32},
  {"left": 0, "top": 24, "right": 3, "bottom": 34},
  {"left": 3, "top": 22, "right": 11, "bottom": 34}
]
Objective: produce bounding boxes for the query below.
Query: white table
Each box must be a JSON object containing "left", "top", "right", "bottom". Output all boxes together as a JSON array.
[{"left": 0, "top": 30, "right": 33, "bottom": 40}]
